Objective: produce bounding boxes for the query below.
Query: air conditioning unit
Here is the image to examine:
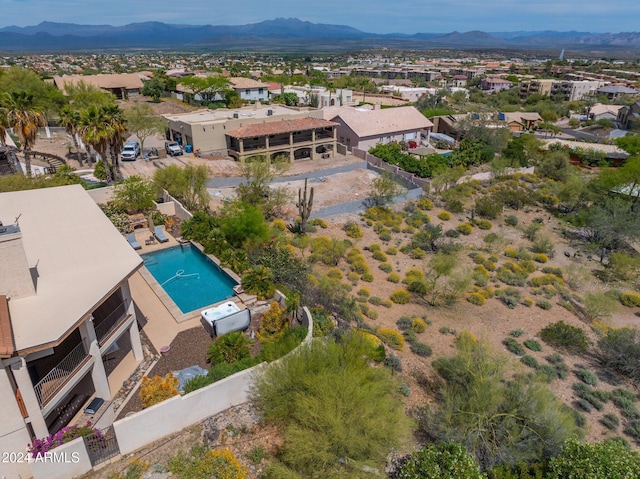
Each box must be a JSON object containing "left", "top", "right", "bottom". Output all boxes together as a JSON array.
[{"left": 267, "top": 110, "right": 273, "bottom": 116}]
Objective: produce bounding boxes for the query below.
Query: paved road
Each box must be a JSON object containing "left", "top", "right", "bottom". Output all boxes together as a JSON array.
[
  {"left": 560, "top": 128, "right": 598, "bottom": 142},
  {"left": 207, "top": 161, "right": 368, "bottom": 188}
]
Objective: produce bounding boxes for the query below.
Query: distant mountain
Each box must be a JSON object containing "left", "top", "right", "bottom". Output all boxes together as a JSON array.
[{"left": 0, "top": 18, "right": 639, "bottom": 52}]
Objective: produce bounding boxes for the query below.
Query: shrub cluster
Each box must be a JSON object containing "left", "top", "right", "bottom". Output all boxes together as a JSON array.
[
  {"left": 539, "top": 321, "right": 589, "bottom": 354},
  {"left": 376, "top": 328, "right": 405, "bottom": 350}
]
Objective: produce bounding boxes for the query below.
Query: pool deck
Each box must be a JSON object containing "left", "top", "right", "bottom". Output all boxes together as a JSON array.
[{"left": 127, "top": 228, "right": 253, "bottom": 351}]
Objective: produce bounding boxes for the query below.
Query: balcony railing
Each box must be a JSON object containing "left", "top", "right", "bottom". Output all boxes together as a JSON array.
[
  {"left": 94, "top": 300, "right": 130, "bottom": 345},
  {"left": 33, "top": 340, "right": 90, "bottom": 408}
]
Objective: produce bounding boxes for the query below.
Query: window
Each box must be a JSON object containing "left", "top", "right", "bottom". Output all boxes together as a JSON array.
[
  {"left": 245, "top": 89, "right": 250, "bottom": 95},
  {"left": 340, "top": 136, "right": 344, "bottom": 143},
  {"left": 259, "top": 88, "right": 264, "bottom": 94}
]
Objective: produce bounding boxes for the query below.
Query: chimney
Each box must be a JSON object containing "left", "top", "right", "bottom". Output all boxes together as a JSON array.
[{"left": 0, "top": 223, "right": 36, "bottom": 299}]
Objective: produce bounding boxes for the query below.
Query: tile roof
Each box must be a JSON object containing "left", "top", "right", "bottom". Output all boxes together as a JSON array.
[
  {"left": 0, "top": 295, "right": 14, "bottom": 358},
  {"left": 329, "top": 106, "right": 433, "bottom": 138},
  {"left": 229, "top": 77, "right": 267, "bottom": 89},
  {"left": 227, "top": 118, "right": 337, "bottom": 139}
]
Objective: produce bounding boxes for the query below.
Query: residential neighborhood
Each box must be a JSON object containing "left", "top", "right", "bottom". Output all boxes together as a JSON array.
[{"left": 2, "top": 18, "right": 640, "bottom": 479}]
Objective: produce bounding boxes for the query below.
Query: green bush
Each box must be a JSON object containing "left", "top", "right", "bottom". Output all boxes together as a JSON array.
[
  {"left": 396, "top": 316, "right": 413, "bottom": 331},
  {"left": 539, "top": 321, "right": 589, "bottom": 354},
  {"left": 410, "top": 342, "right": 433, "bottom": 357},
  {"left": 395, "top": 443, "right": 485, "bottom": 479},
  {"left": 457, "top": 222, "right": 473, "bottom": 235},
  {"left": 510, "top": 329, "right": 525, "bottom": 338},
  {"left": 524, "top": 339, "right": 542, "bottom": 352},
  {"left": 368, "top": 296, "right": 384, "bottom": 306},
  {"left": 475, "top": 195, "right": 503, "bottom": 219},
  {"left": 503, "top": 337, "right": 525, "bottom": 356},
  {"left": 521, "top": 355, "right": 539, "bottom": 369},
  {"left": 445, "top": 229, "right": 461, "bottom": 238},
  {"left": 496, "top": 287, "right": 522, "bottom": 309},
  {"left": 475, "top": 219, "right": 493, "bottom": 230},
  {"left": 387, "top": 272, "right": 400, "bottom": 283},
  {"left": 619, "top": 292, "right": 640, "bottom": 308},
  {"left": 536, "top": 299, "right": 553, "bottom": 310},
  {"left": 600, "top": 413, "right": 620, "bottom": 431},
  {"left": 575, "top": 368, "right": 598, "bottom": 386},
  {"left": 372, "top": 250, "right": 388, "bottom": 261},
  {"left": 390, "top": 289, "right": 412, "bottom": 304},
  {"left": 386, "top": 247, "right": 398, "bottom": 255},
  {"left": 467, "top": 292, "right": 487, "bottom": 306},
  {"left": 505, "top": 215, "right": 518, "bottom": 226},
  {"left": 595, "top": 328, "right": 640, "bottom": 382},
  {"left": 547, "top": 438, "right": 640, "bottom": 478},
  {"left": 412, "top": 318, "right": 427, "bottom": 333},
  {"left": 378, "top": 262, "right": 393, "bottom": 273},
  {"left": 376, "top": 328, "right": 405, "bottom": 350},
  {"left": 437, "top": 211, "right": 452, "bottom": 221},
  {"left": 361, "top": 273, "right": 374, "bottom": 282},
  {"left": 343, "top": 221, "right": 363, "bottom": 238},
  {"left": 207, "top": 332, "right": 251, "bottom": 365},
  {"left": 417, "top": 197, "right": 433, "bottom": 210}
]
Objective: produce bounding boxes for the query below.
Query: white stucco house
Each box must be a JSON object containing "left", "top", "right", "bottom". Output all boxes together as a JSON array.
[{"left": 0, "top": 185, "right": 144, "bottom": 478}]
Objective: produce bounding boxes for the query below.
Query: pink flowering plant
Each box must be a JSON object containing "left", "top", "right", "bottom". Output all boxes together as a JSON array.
[{"left": 28, "top": 421, "right": 105, "bottom": 457}]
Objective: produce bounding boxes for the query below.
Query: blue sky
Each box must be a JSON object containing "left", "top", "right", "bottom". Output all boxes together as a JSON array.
[{"left": 1, "top": 0, "right": 637, "bottom": 33}]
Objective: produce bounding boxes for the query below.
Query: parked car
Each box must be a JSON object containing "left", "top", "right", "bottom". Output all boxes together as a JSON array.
[
  {"left": 165, "top": 141, "right": 183, "bottom": 156},
  {"left": 121, "top": 141, "right": 141, "bottom": 161}
]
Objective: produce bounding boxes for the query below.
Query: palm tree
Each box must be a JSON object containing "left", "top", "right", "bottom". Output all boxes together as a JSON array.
[
  {"left": 103, "top": 105, "right": 127, "bottom": 181},
  {"left": 2, "top": 92, "right": 46, "bottom": 177},
  {"left": 58, "top": 105, "right": 86, "bottom": 166},
  {"left": 78, "top": 105, "right": 112, "bottom": 183}
]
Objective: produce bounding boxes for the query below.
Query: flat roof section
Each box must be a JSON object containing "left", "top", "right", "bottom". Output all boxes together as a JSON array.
[{"left": 0, "top": 185, "right": 143, "bottom": 353}]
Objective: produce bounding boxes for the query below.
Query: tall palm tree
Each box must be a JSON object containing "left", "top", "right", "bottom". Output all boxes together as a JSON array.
[
  {"left": 78, "top": 105, "right": 113, "bottom": 183},
  {"left": 103, "top": 105, "right": 127, "bottom": 181},
  {"left": 2, "top": 92, "right": 46, "bottom": 177},
  {"left": 58, "top": 105, "right": 86, "bottom": 166}
]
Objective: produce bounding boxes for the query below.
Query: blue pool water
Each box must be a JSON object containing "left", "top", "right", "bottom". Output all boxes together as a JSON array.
[{"left": 141, "top": 245, "right": 237, "bottom": 313}]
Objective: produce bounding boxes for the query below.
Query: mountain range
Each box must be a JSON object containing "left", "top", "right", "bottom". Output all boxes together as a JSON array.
[{"left": 0, "top": 18, "right": 639, "bottom": 53}]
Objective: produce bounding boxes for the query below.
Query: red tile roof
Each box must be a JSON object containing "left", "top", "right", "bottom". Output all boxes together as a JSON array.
[
  {"left": 227, "top": 118, "right": 337, "bottom": 139},
  {"left": 0, "top": 295, "right": 15, "bottom": 358}
]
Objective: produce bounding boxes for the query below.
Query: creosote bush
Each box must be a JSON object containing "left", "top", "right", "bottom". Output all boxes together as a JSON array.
[
  {"left": 539, "top": 321, "right": 589, "bottom": 354},
  {"left": 457, "top": 222, "right": 473, "bottom": 235},
  {"left": 390, "top": 288, "right": 411, "bottom": 304}
]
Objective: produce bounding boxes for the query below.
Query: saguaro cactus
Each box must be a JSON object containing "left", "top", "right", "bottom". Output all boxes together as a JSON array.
[{"left": 297, "top": 177, "right": 314, "bottom": 234}]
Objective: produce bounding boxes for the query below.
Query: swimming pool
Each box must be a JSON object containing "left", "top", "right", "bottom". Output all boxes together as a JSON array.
[{"left": 141, "top": 244, "right": 237, "bottom": 314}]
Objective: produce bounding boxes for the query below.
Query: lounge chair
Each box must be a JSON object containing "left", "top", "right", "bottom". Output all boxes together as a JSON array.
[
  {"left": 154, "top": 226, "right": 169, "bottom": 243},
  {"left": 126, "top": 233, "right": 142, "bottom": 250}
]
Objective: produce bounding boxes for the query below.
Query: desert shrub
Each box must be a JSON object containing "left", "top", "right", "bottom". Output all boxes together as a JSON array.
[
  {"left": 575, "top": 368, "right": 598, "bottom": 386},
  {"left": 504, "top": 215, "right": 518, "bottom": 226},
  {"left": 168, "top": 447, "right": 247, "bottom": 479},
  {"left": 439, "top": 326, "right": 456, "bottom": 335},
  {"left": 539, "top": 321, "right": 589, "bottom": 354},
  {"left": 357, "top": 287, "right": 371, "bottom": 297},
  {"left": 410, "top": 342, "right": 433, "bottom": 357},
  {"left": 347, "top": 271, "right": 360, "bottom": 284},
  {"left": 372, "top": 250, "right": 388, "bottom": 261},
  {"left": 251, "top": 332, "right": 409, "bottom": 478},
  {"left": 271, "top": 219, "right": 287, "bottom": 231},
  {"left": 445, "top": 229, "right": 461, "bottom": 238},
  {"left": 524, "top": 339, "right": 542, "bottom": 352},
  {"left": 361, "top": 273, "right": 374, "bottom": 282},
  {"left": 140, "top": 374, "right": 180, "bottom": 409},
  {"left": 403, "top": 329, "right": 417, "bottom": 344},
  {"left": 475, "top": 219, "right": 493, "bottom": 230},
  {"left": 394, "top": 443, "right": 485, "bottom": 479},
  {"left": 409, "top": 318, "right": 426, "bottom": 334},
  {"left": 531, "top": 234, "right": 555, "bottom": 256},
  {"left": 410, "top": 247, "right": 427, "bottom": 259},
  {"left": 537, "top": 364, "right": 560, "bottom": 383},
  {"left": 326, "top": 267, "right": 342, "bottom": 280},
  {"left": 377, "top": 328, "right": 405, "bottom": 350},
  {"left": 467, "top": 292, "right": 487, "bottom": 306},
  {"left": 207, "top": 331, "right": 251, "bottom": 365},
  {"left": 504, "top": 247, "right": 517, "bottom": 258},
  {"left": 510, "top": 329, "right": 525, "bottom": 338},
  {"left": 529, "top": 274, "right": 564, "bottom": 287},
  {"left": 536, "top": 299, "right": 552, "bottom": 310},
  {"left": 416, "top": 197, "right": 433, "bottom": 210},
  {"left": 368, "top": 296, "right": 384, "bottom": 306},
  {"left": 574, "top": 399, "right": 593, "bottom": 413},
  {"left": 437, "top": 211, "right": 452, "bottom": 221},
  {"left": 387, "top": 272, "right": 400, "bottom": 283},
  {"left": 379, "top": 229, "right": 392, "bottom": 241},
  {"left": 595, "top": 327, "right": 640, "bottom": 382},
  {"left": 309, "top": 217, "right": 328, "bottom": 228},
  {"left": 522, "top": 297, "right": 534, "bottom": 307},
  {"left": 381, "top": 300, "right": 393, "bottom": 308},
  {"left": 396, "top": 316, "right": 413, "bottom": 331},
  {"left": 496, "top": 287, "right": 521, "bottom": 309},
  {"left": 572, "top": 383, "right": 605, "bottom": 411},
  {"left": 445, "top": 197, "right": 464, "bottom": 213},
  {"left": 533, "top": 253, "right": 549, "bottom": 263},
  {"left": 503, "top": 337, "right": 525, "bottom": 356},
  {"left": 428, "top": 339, "right": 580, "bottom": 470},
  {"left": 457, "top": 222, "right": 473, "bottom": 235},
  {"left": 583, "top": 292, "right": 617, "bottom": 322},
  {"left": 521, "top": 355, "right": 539, "bottom": 369},
  {"left": 619, "top": 292, "right": 640, "bottom": 308},
  {"left": 310, "top": 307, "right": 334, "bottom": 338},
  {"left": 390, "top": 289, "right": 412, "bottom": 304},
  {"left": 343, "top": 221, "right": 363, "bottom": 238},
  {"left": 256, "top": 301, "right": 288, "bottom": 343},
  {"left": 475, "top": 195, "right": 503, "bottom": 219},
  {"left": 377, "top": 262, "right": 392, "bottom": 273},
  {"left": 496, "top": 261, "right": 529, "bottom": 287},
  {"left": 367, "top": 243, "right": 382, "bottom": 252},
  {"left": 241, "top": 265, "right": 275, "bottom": 300},
  {"left": 608, "top": 251, "right": 640, "bottom": 281},
  {"left": 600, "top": 413, "right": 620, "bottom": 430},
  {"left": 384, "top": 353, "right": 403, "bottom": 373},
  {"left": 547, "top": 438, "right": 640, "bottom": 478},
  {"left": 386, "top": 246, "right": 398, "bottom": 255}
]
